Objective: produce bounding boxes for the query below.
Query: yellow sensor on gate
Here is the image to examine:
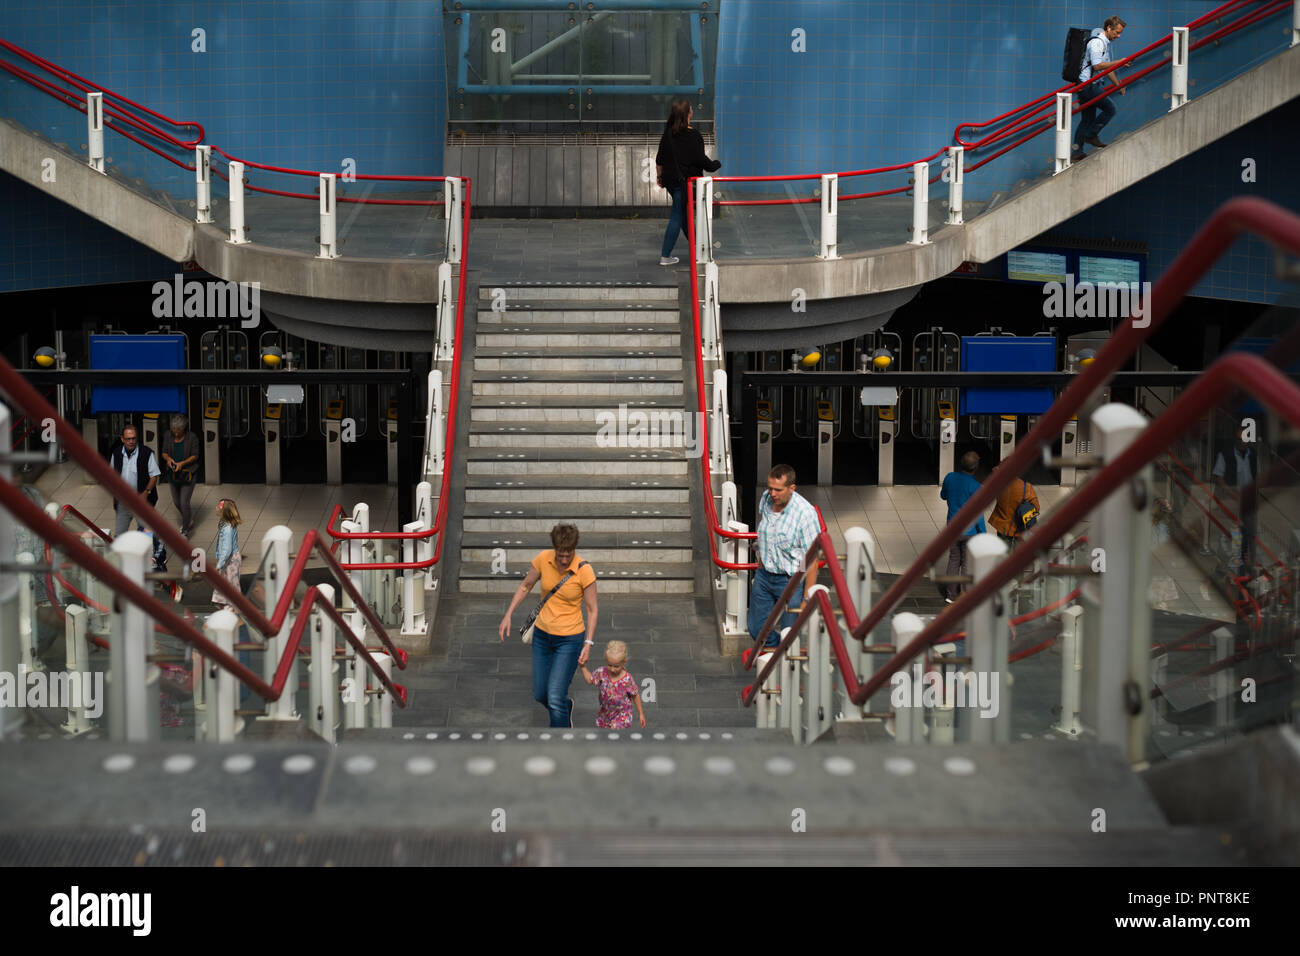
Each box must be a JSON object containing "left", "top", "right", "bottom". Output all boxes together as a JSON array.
[
  {"left": 264, "top": 403, "right": 282, "bottom": 420},
  {"left": 325, "top": 400, "right": 345, "bottom": 421},
  {"left": 756, "top": 400, "right": 773, "bottom": 422},
  {"left": 816, "top": 400, "right": 834, "bottom": 421},
  {"left": 387, "top": 399, "right": 398, "bottom": 421},
  {"left": 938, "top": 400, "right": 955, "bottom": 420},
  {"left": 204, "top": 399, "right": 222, "bottom": 419},
  {"left": 878, "top": 406, "right": 896, "bottom": 421}
]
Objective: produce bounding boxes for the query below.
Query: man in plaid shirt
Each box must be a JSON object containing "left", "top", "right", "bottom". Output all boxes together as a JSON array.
[{"left": 749, "top": 464, "right": 821, "bottom": 649}]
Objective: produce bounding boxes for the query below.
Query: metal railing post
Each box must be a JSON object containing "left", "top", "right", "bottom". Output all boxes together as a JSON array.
[
  {"left": 967, "top": 533, "right": 1011, "bottom": 744},
  {"left": 318, "top": 173, "right": 338, "bottom": 259},
  {"left": 839, "top": 527, "right": 874, "bottom": 721},
  {"left": 710, "top": 369, "right": 731, "bottom": 476},
  {"left": 381, "top": 553, "right": 399, "bottom": 626},
  {"left": 368, "top": 652, "right": 394, "bottom": 729},
  {"left": 909, "top": 162, "right": 929, "bottom": 245},
  {"left": 416, "top": 480, "right": 435, "bottom": 593},
  {"left": 818, "top": 173, "right": 838, "bottom": 259},
  {"left": 16, "top": 552, "right": 38, "bottom": 673},
  {"left": 228, "top": 161, "right": 249, "bottom": 244},
  {"left": 1055, "top": 93, "right": 1073, "bottom": 174},
  {"left": 195, "top": 145, "right": 212, "bottom": 223},
  {"left": 701, "top": 262, "right": 721, "bottom": 361},
  {"left": 400, "top": 522, "right": 427, "bottom": 637},
  {"left": 435, "top": 270, "right": 454, "bottom": 362},
  {"left": 310, "top": 583, "right": 337, "bottom": 743},
  {"left": 891, "top": 612, "right": 926, "bottom": 744},
  {"left": 86, "top": 92, "right": 104, "bottom": 174},
  {"left": 720, "top": 480, "right": 742, "bottom": 622},
  {"left": 945, "top": 146, "right": 964, "bottom": 224},
  {"left": 804, "top": 584, "right": 833, "bottom": 741},
  {"left": 203, "top": 610, "right": 239, "bottom": 742},
  {"left": 427, "top": 373, "right": 445, "bottom": 480},
  {"left": 1054, "top": 605, "right": 1084, "bottom": 736},
  {"left": 444, "top": 176, "right": 463, "bottom": 264},
  {"left": 694, "top": 177, "right": 714, "bottom": 264},
  {"left": 1083, "top": 404, "right": 1153, "bottom": 763},
  {"left": 1170, "top": 27, "right": 1189, "bottom": 110},
  {"left": 109, "top": 531, "right": 158, "bottom": 742},
  {"left": 351, "top": 503, "right": 370, "bottom": 611},
  {"left": 62, "top": 605, "right": 92, "bottom": 736},
  {"left": 260, "top": 526, "right": 298, "bottom": 721},
  {"left": 341, "top": 520, "right": 366, "bottom": 641},
  {"left": 783, "top": 632, "right": 801, "bottom": 743}
]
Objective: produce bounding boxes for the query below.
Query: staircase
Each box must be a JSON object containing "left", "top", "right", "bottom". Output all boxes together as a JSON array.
[{"left": 460, "top": 283, "right": 696, "bottom": 595}]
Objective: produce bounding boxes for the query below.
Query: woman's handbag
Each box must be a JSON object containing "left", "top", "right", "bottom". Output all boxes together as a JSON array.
[
  {"left": 1014, "top": 482, "right": 1039, "bottom": 532},
  {"left": 519, "top": 561, "right": 589, "bottom": 643}
]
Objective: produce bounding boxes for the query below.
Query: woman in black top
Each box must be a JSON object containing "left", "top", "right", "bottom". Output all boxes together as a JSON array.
[
  {"left": 160, "top": 414, "right": 200, "bottom": 537},
  {"left": 655, "top": 98, "right": 721, "bottom": 266}
]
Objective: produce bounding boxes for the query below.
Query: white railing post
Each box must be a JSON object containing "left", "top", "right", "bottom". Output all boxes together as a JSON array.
[
  {"left": 318, "top": 172, "right": 338, "bottom": 259},
  {"left": 203, "top": 610, "right": 239, "bottom": 742},
  {"left": 1292, "top": 0, "right": 1299, "bottom": 47},
  {"left": 818, "top": 173, "right": 838, "bottom": 259},
  {"left": 16, "top": 552, "right": 38, "bottom": 674},
  {"left": 694, "top": 177, "right": 714, "bottom": 264},
  {"left": 309, "top": 583, "right": 337, "bottom": 743},
  {"left": 400, "top": 522, "right": 427, "bottom": 636},
  {"left": 343, "top": 643, "right": 368, "bottom": 732},
  {"left": 351, "top": 503, "right": 370, "bottom": 611},
  {"left": 945, "top": 146, "right": 964, "bottom": 224},
  {"left": 86, "top": 92, "right": 105, "bottom": 174},
  {"left": 890, "top": 613, "right": 926, "bottom": 744},
  {"left": 435, "top": 270, "right": 454, "bottom": 362},
  {"left": 61, "top": 605, "right": 92, "bottom": 736},
  {"left": 782, "top": 632, "right": 801, "bottom": 743},
  {"left": 1054, "top": 605, "right": 1084, "bottom": 736},
  {"left": 720, "top": 480, "right": 741, "bottom": 613},
  {"left": 416, "top": 480, "right": 435, "bottom": 593},
  {"left": 108, "top": 531, "right": 158, "bottom": 742},
  {"left": 729, "top": 521, "right": 750, "bottom": 636},
  {"left": 839, "top": 527, "right": 874, "bottom": 721},
  {"left": 443, "top": 176, "right": 463, "bottom": 264},
  {"left": 259, "top": 526, "right": 298, "bottom": 721},
  {"left": 1170, "top": 27, "right": 1189, "bottom": 110},
  {"left": 1055, "top": 93, "right": 1073, "bottom": 174},
  {"left": 228, "top": 161, "right": 249, "bottom": 244},
  {"left": 426, "top": 373, "right": 445, "bottom": 480},
  {"left": 1084, "top": 404, "right": 1153, "bottom": 764},
  {"left": 701, "top": 262, "right": 721, "bottom": 362},
  {"left": 368, "top": 652, "right": 394, "bottom": 729},
  {"left": 195, "top": 145, "right": 212, "bottom": 223},
  {"left": 966, "top": 533, "right": 1011, "bottom": 744},
  {"left": 710, "top": 369, "right": 731, "bottom": 476},
  {"left": 909, "top": 162, "right": 929, "bottom": 245},
  {"left": 340, "top": 520, "right": 367, "bottom": 642},
  {"left": 381, "top": 553, "right": 399, "bottom": 626},
  {"left": 804, "top": 584, "right": 833, "bottom": 741}
]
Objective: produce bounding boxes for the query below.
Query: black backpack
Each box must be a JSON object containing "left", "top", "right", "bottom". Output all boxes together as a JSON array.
[
  {"left": 1061, "top": 27, "right": 1091, "bottom": 83},
  {"left": 1014, "top": 481, "right": 1039, "bottom": 532}
]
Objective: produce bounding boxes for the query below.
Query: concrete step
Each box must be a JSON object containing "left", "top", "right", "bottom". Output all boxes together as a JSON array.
[
  {"left": 468, "top": 421, "right": 695, "bottom": 450},
  {"left": 476, "top": 308, "right": 679, "bottom": 326},
  {"left": 473, "top": 349, "right": 683, "bottom": 373},
  {"left": 471, "top": 397, "right": 685, "bottom": 423},
  {"left": 460, "top": 530, "right": 693, "bottom": 564},
  {"left": 472, "top": 371, "right": 684, "bottom": 397},
  {"left": 462, "top": 501, "right": 690, "bottom": 533},
  {"left": 345, "top": 727, "right": 785, "bottom": 744},
  {"left": 477, "top": 284, "right": 677, "bottom": 302},
  {"left": 477, "top": 326, "right": 680, "bottom": 348},
  {"left": 465, "top": 446, "right": 689, "bottom": 476},
  {"left": 459, "top": 561, "right": 695, "bottom": 593},
  {"left": 466, "top": 485, "right": 689, "bottom": 505}
]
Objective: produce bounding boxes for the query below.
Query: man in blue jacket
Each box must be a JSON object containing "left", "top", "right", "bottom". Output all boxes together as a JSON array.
[{"left": 940, "top": 451, "right": 987, "bottom": 602}]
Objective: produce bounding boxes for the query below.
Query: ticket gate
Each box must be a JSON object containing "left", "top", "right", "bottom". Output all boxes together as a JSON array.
[
  {"left": 385, "top": 399, "right": 399, "bottom": 486},
  {"left": 264, "top": 402, "right": 283, "bottom": 486},
  {"left": 877, "top": 405, "right": 896, "bottom": 486},
  {"left": 142, "top": 412, "right": 161, "bottom": 460},
  {"left": 815, "top": 397, "right": 835, "bottom": 484},
  {"left": 999, "top": 414, "right": 1017, "bottom": 462},
  {"left": 324, "top": 398, "right": 345, "bottom": 485},
  {"left": 203, "top": 398, "right": 222, "bottom": 484},
  {"left": 938, "top": 399, "right": 956, "bottom": 482},
  {"left": 756, "top": 397, "right": 775, "bottom": 484}
]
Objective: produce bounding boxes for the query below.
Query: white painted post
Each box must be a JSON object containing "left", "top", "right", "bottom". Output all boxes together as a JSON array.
[
  {"left": 730, "top": 521, "right": 750, "bottom": 637},
  {"left": 351, "top": 503, "right": 371, "bottom": 611},
  {"left": 343, "top": 648, "right": 368, "bottom": 732},
  {"left": 1213, "top": 626, "right": 1233, "bottom": 732},
  {"left": 400, "top": 522, "right": 427, "bottom": 637},
  {"left": 839, "top": 528, "right": 874, "bottom": 722},
  {"left": 818, "top": 173, "right": 838, "bottom": 259},
  {"left": 310, "top": 583, "right": 337, "bottom": 743},
  {"left": 710, "top": 370, "right": 730, "bottom": 476},
  {"left": 1055, "top": 605, "right": 1084, "bottom": 736},
  {"left": 86, "top": 92, "right": 105, "bottom": 174},
  {"left": 16, "top": 552, "right": 37, "bottom": 674},
  {"left": 804, "top": 584, "right": 833, "bottom": 741},
  {"left": 427, "top": 373, "right": 445, "bottom": 480},
  {"left": 318, "top": 173, "right": 338, "bottom": 259},
  {"left": 195, "top": 145, "right": 212, "bottom": 223},
  {"left": 416, "top": 480, "right": 435, "bottom": 594},
  {"left": 701, "top": 262, "right": 721, "bottom": 361},
  {"left": 783, "top": 633, "right": 801, "bottom": 744},
  {"left": 909, "top": 162, "right": 929, "bottom": 245},
  {"left": 381, "top": 553, "right": 399, "bottom": 627},
  {"left": 109, "top": 531, "right": 157, "bottom": 742},
  {"left": 435, "top": 271, "right": 454, "bottom": 362},
  {"left": 61, "top": 605, "right": 92, "bottom": 736},
  {"left": 1083, "top": 404, "right": 1152, "bottom": 763},
  {"left": 1169, "top": 27, "right": 1189, "bottom": 110},
  {"left": 259, "top": 526, "right": 298, "bottom": 721},
  {"left": 443, "top": 176, "right": 463, "bottom": 264},
  {"left": 966, "top": 533, "right": 1011, "bottom": 744},
  {"left": 368, "top": 652, "right": 394, "bottom": 729},
  {"left": 228, "top": 161, "right": 249, "bottom": 244},
  {"left": 203, "top": 609, "right": 239, "bottom": 742},
  {"left": 755, "top": 649, "right": 777, "bottom": 729},
  {"left": 1055, "top": 93, "right": 1073, "bottom": 174},
  {"left": 945, "top": 146, "right": 964, "bottom": 224},
  {"left": 342, "top": 520, "right": 367, "bottom": 643},
  {"left": 890, "top": 612, "right": 925, "bottom": 743},
  {"left": 694, "top": 177, "right": 714, "bottom": 264}
]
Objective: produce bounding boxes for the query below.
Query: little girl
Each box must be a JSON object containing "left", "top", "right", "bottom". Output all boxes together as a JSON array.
[
  {"left": 580, "top": 640, "right": 645, "bottom": 729},
  {"left": 211, "top": 499, "right": 243, "bottom": 608}
]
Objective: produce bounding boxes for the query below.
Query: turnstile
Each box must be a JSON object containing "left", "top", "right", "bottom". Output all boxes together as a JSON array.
[
  {"left": 202, "top": 399, "right": 222, "bottom": 484},
  {"left": 264, "top": 403, "right": 283, "bottom": 486},
  {"left": 325, "top": 398, "right": 344, "bottom": 485}
]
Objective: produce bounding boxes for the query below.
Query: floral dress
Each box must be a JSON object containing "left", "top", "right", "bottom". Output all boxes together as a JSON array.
[{"left": 591, "top": 666, "right": 639, "bottom": 729}]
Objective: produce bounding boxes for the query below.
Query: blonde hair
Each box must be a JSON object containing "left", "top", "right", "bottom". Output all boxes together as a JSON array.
[
  {"left": 605, "top": 640, "right": 628, "bottom": 665},
  {"left": 218, "top": 499, "right": 242, "bottom": 528}
]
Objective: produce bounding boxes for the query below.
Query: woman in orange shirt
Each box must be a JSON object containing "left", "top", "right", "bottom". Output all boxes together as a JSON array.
[
  {"left": 987, "top": 469, "right": 1040, "bottom": 549},
  {"left": 498, "top": 523, "right": 599, "bottom": 727}
]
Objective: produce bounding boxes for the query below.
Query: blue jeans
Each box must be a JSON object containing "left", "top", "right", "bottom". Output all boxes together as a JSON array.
[
  {"left": 748, "top": 567, "right": 805, "bottom": 648},
  {"left": 1075, "top": 81, "right": 1117, "bottom": 147},
  {"left": 532, "top": 627, "right": 584, "bottom": 726},
  {"left": 661, "top": 184, "right": 688, "bottom": 257}
]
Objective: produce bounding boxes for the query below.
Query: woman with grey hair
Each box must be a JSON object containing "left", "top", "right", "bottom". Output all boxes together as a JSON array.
[{"left": 160, "top": 413, "right": 200, "bottom": 537}]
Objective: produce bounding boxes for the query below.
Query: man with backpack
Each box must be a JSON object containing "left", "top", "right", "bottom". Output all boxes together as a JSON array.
[
  {"left": 1071, "top": 16, "right": 1127, "bottom": 162},
  {"left": 988, "top": 464, "right": 1040, "bottom": 550}
]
